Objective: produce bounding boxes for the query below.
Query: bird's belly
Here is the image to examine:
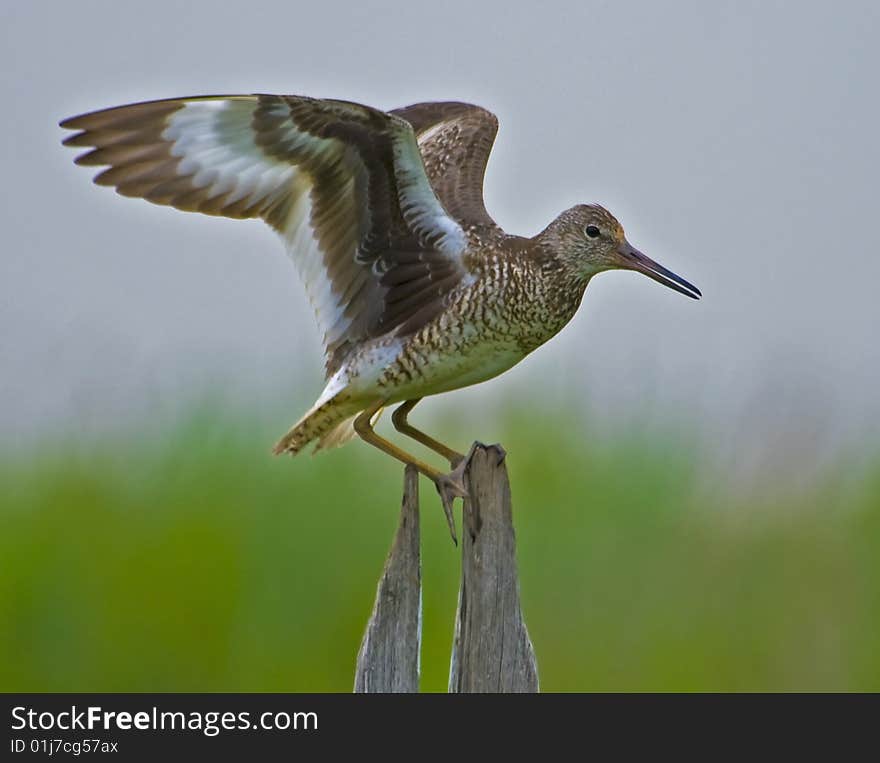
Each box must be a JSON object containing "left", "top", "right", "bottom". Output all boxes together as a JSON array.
[
  {"left": 341, "top": 295, "right": 569, "bottom": 404},
  {"left": 377, "top": 334, "right": 529, "bottom": 403}
]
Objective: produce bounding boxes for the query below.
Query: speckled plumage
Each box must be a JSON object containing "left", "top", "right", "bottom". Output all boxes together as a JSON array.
[
  {"left": 276, "top": 221, "right": 597, "bottom": 454},
  {"left": 61, "top": 92, "right": 700, "bottom": 508}
]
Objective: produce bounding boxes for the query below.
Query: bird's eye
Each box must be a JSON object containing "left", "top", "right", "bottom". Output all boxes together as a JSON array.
[{"left": 585, "top": 225, "right": 601, "bottom": 239}]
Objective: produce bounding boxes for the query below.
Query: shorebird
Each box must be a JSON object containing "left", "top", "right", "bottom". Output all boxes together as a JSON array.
[{"left": 61, "top": 94, "right": 700, "bottom": 535}]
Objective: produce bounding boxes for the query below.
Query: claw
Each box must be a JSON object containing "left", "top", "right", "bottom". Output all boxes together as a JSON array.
[
  {"left": 436, "top": 481, "right": 459, "bottom": 545},
  {"left": 449, "top": 452, "right": 466, "bottom": 470},
  {"left": 435, "top": 463, "right": 469, "bottom": 545}
]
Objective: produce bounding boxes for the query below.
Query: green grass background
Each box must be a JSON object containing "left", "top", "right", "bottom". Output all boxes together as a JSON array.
[{"left": 2, "top": 405, "right": 878, "bottom": 691}]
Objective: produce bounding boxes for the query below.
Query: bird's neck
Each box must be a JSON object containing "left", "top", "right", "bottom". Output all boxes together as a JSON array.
[{"left": 529, "top": 232, "right": 593, "bottom": 293}]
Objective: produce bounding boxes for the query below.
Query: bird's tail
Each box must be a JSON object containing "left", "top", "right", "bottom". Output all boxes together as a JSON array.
[
  {"left": 313, "top": 414, "right": 358, "bottom": 452},
  {"left": 272, "top": 395, "right": 381, "bottom": 456},
  {"left": 273, "top": 395, "right": 354, "bottom": 456},
  {"left": 313, "top": 404, "right": 390, "bottom": 452}
]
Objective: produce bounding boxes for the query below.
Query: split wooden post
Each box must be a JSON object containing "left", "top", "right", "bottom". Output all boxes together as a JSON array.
[
  {"left": 449, "top": 443, "right": 539, "bottom": 692},
  {"left": 354, "top": 443, "right": 538, "bottom": 693},
  {"left": 354, "top": 465, "right": 421, "bottom": 693}
]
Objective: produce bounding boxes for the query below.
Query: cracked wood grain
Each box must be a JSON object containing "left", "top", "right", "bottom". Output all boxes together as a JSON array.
[
  {"left": 354, "top": 465, "right": 421, "bottom": 693},
  {"left": 448, "top": 443, "right": 539, "bottom": 693}
]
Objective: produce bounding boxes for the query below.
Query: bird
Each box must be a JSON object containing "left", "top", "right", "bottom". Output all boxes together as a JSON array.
[{"left": 61, "top": 94, "right": 701, "bottom": 538}]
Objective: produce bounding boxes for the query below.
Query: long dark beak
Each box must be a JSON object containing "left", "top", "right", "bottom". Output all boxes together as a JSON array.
[{"left": 617, "top": 241, "right": 701, "bottom": 300}]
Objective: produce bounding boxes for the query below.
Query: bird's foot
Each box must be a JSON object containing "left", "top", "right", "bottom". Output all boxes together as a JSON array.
[
  {"left": 434, "top": 460, "right": 469, "bottom": 545},
  {"left": 449, "top": 452, "right": 466, "bottom": 469}
]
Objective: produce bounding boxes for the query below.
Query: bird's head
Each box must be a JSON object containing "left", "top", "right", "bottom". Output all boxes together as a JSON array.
[{"left": 542, "top": 204, "right": 701, "bottom": 299}]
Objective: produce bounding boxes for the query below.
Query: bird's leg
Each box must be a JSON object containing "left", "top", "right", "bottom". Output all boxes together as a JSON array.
[
  {"left": 354, "top": 400, "right": 466, "bottom": 543},
  {"left": 391, "top": 398, "right": 465, "bottom": 467}
]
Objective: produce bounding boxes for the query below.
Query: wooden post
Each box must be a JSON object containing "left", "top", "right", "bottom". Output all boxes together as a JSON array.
[
  {"left": 448, "top": 443, "right": 539, "bottom": 692},
  {"left": 354, "top": 444, "right": 538, "bottom": 692},
  {"left": 354, "top": 465, "right": 421, "bottom": 693}
]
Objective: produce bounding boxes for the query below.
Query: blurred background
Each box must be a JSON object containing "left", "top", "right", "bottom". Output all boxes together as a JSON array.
[{"left": 1, "top": 1, "right": 878, "bottom": 691}]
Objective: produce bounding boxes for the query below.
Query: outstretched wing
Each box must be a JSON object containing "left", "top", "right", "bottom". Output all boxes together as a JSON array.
[
  {"left": 61, "top": 95, "right": 468, "bottom": 376},
  {"left": 391, "top": 101, "right": 500, "bottom": 231}
]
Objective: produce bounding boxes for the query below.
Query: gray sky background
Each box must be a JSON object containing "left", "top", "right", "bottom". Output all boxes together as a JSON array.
[{"left": 2, "top": 1, "right": 878, "bottom": 469}]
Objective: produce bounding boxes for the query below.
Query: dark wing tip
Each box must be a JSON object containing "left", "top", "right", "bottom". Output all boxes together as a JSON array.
[{"left": 59, "top": 98, "right": 192, "bottom": 144}]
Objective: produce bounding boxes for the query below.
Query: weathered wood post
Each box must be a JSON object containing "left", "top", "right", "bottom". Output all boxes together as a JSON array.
[
  {"left": 448, "top": 444, "right": 539, "bottom": 692},
  {"left": 354, "top": 465, "right": 421, "bottom": 693},
  {"left": 354, "top": 443, "right": 538, "bottom": 693}
]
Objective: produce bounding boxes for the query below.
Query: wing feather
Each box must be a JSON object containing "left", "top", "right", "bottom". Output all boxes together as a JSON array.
[
  {"left": 392, "top": 101, "right": 500, "bottom": 230},
  {"left": 61, "top": 94, "right": 469, "bottom": 376}
]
